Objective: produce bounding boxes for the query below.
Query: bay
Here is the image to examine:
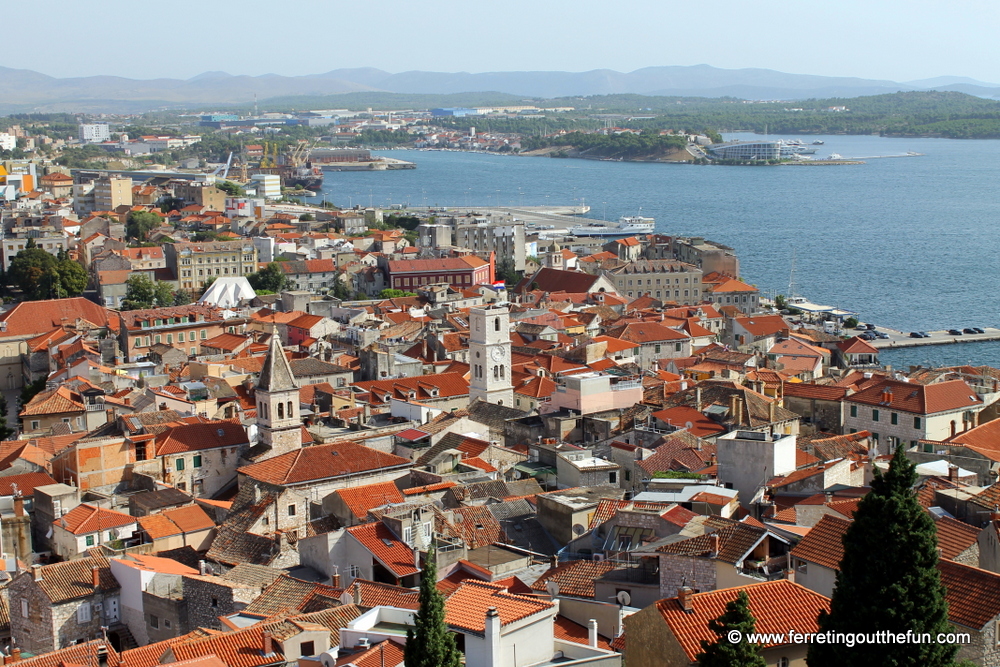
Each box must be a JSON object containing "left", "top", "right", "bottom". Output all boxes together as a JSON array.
[{"left": 317, "top": 134, "right": 1000, "bottom": 367}]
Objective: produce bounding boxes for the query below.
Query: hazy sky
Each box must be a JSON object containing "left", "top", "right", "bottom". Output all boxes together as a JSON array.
[{"left": 5, "top": 0, "right": 999, "bottom": 83}]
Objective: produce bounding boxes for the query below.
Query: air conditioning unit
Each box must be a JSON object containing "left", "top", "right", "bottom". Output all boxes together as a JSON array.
[
  {"left": 93, "top": 602, "right": 103, "bottom": 611},
  {"left": 165, "top": 467, "right": 173, "bottom": 474}
]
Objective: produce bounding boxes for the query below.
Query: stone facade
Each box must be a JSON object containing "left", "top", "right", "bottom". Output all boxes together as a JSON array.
[
  {"left": 8, "top": 572, "right": 121, "bottom": 655},
  {"left": 182, "top": 574, "right": 257, "bottom": 633},
  {"left": 658, "top": 552, "right": 717, "bottom": 595}
]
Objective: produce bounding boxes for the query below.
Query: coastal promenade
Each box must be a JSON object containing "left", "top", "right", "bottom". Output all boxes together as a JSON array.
[{"left": 868, "top": 327, "right": 1000, "bottom": 349}]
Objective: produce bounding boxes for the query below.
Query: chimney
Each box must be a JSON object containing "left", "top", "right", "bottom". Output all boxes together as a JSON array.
[
  {"left": 588, "top": 619, "right": 599, "bottom": 648},
  {"left": 677, "top": 586, "right": 694, "bottom": 614},
  {"left": 695, "top": 386, "right": 702, "bottom": 412},
  {"left": 13, "top": 495, "right": 23, "bottom": 518},
  {"left": 824, "top": 492, "right": 834, "bottom": 505},
  {"left": 31, "top": 565, "right": 41, "bottom": 582},
  {"left": 10, "top": 649, "right": 21, "bottom": 664},
  {"left": 785, "top": 568, "right": 795, "bottom": 584},
  {"left": 948, "top": 464, "right": 959, "bottom": 482},
  {"left": 991, "top": 505, "right": 1000, "bottom": 523},
  {"left": 550, "top": 554, "right": 559, "bottom": 570},
  {"left": 768, "top": 400, "right": 776, "bottom": 423},
  {"left": 709, "top": 533, "right": 720, "bottom": 558},
  {"left": 728, "top": 395, "right": 738, "bottom": 421},
  {"left": 199, "top": 560, "right": 207, "bottom": 575},
  {"left": 951, "top": 420, "right": 957, "bottom": 438},
  {"left": 97, "top": 646, "right": 108, "bottom": 667},
  {"left": 332, "top": 570, "right": 341, "bottom": 588},
  {"left": 262, "top": 631, "right": 273, "bottom": 656},
  {"left": 353, "top": 583, "right": 362, "bottom": 606},
  {"left": 92, "top": 565, "right": 100, "bottom": 589},
  {"left": 485, "top": 607, "right": 501, "bottom": 663}
]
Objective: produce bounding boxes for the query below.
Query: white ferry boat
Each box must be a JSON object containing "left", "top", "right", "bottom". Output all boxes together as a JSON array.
[{"left": 570, "top": 215, "right": 655, "bottom": 237}]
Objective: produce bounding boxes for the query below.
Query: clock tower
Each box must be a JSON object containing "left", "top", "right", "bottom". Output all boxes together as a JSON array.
[{"left": 469, "top": 304, "right": 514, "bottom": 407}]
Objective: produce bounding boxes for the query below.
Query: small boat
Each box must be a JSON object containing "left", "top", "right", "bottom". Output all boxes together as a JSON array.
[
  {"left": 570, "top": 215, "right": 655, "bottom": 237},
  {"left": 812, "top": 140, "right": 825, "bottom": 145}
]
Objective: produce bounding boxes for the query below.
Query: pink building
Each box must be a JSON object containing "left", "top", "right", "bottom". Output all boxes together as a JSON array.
[{"left": 542, "top": 372, "right": 643, "bottom": 415}]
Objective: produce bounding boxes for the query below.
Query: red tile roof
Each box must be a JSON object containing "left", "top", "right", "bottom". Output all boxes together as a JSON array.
[
  {"left": 239, "top": 441, "right": 411, "bottom": 486},
  {"left": 347, "top": 522, "right": 419, "bottom": 578},
  {"left": 0, "top": 297, "right": 116, "bottom": 338},
  {"left": 788, "top": 514, "right": 850, "bottom": 569},
  {"left": 938, "top": 559, "right": 1000, "bottom": 630},
  {"left": 445, "top": 580, "right": 554, "bottom": 633},
  {"left": 0, "top": 471, "right": 58, "bottom": 496},
  {"left": 553, "top": 615, "right": 612, "bottom": 650},
  {"left": 657, "top": 580, "right": 830, "bottom": 661},
  {"left": 530, "top": 560, "right": 615, "bottom": 599},
  {"left": 57, "top": 503, "right": 136, "bottom": 535},
  {"left": 934, "top": 516, "right": 981, "bottom": 560},
  {"left": 155, "top": 421, "right": 248, "bottom": 455},
  {"left": 352, "top": 373, "right": 470, "bottom": 405},
  {"left": 335, "top": 481, "right": 405, "bottom": 520},
  {"left": 847, "top": 378, "right": 982, "bottom": 415}
]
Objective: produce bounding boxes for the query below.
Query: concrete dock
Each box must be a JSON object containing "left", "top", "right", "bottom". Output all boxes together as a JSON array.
[{"left": 867, "top": 327, "right": 1000, "bottom": 349}]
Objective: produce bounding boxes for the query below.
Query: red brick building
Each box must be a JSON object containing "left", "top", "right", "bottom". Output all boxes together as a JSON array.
[{"left": 386, "top": 255, "right": 492, "bottom": 291}]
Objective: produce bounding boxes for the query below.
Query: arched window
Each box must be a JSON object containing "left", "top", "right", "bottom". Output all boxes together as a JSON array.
[
  {"left": 500, "top": 366, "right": 505, "bottom": 379},
  {"left": 494, "top": 318, "right": 500, "bottom": 331},
  {"left": 278, "top": 403, "right": 284, "bottom": 419},
  {"left": 494, "top": 366, "right": 499, "bottom": 380},
  {"left": 287, "top": 401, "right": 293, "bottom": 418}
]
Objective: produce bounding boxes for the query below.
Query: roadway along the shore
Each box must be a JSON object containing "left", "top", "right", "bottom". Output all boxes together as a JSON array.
[{"left": 866, "top": 326, "right": 1000, "bottom": 349}]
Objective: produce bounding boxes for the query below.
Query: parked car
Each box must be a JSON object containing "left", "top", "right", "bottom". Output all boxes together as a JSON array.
[
  {"left": 860, "top": 332, "right": 876, "bottom": 341},
  {"left": 948, "top": 329, "right": 962, "bottom": 336},
  {"left": 963, "top": 328, "right": 978, "bottom": 334},
  {"left": 865, "top": 323, "right": 877, "bottom": 330},
  {"left": 909, "top": 332, "right": 923, "bottom": 338},
  {"left": 855, "top": 325, "right": 867, "bottom": 331},
  {"left": 973, "top": 327, "right": 986, "bottom": 334},
  {"left": 922, "top": 332, "right": 931, "bottom": 338},
  {"left": 876, "top": 331, "right": 890, "bottom": 339}
]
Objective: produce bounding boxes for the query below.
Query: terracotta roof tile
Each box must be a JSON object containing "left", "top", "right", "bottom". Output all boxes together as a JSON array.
[
  {"left": 32, "top": 553, "right": 119, "bottom": 603},
  {"left": 347, "top": 522, "right": 419, "bottom": 578},
  {"left": 938, "top": 559, "right": 1000, "bottom": 630},
  {"left": 553, "top": 615, "right": 612, "bottom": 650},
  {"left": 239, "top": 441, "right": 411, "bottom": 486},
  {"left": 445, "top": 580, "right": 554, "bottom": 634},
  {"left": 18, "top": 641, "right": 120, "bottom": 667},
  {"left": 155, "top": 421, "right": 249, "bottom": 455},
  {"left": 847, "top": 378, "right": 982, "bottom": 415},
  {"left": 656, "top": 580, "right": 829, "bottom": 661},
  {"left": 788, "top": 514, "right": 849, "bottom": 570},
  {"left": 57, "top": 503, "right": 135, "bottom": 535},
  {"left": 335, "top": 481, "right": 405, "bottom": 520},
  {"left": 530, "top": 560, "right": 615, "bottom": 599},
  {"left": 934, "top": 516, "right": 981, "bottom": 560}
]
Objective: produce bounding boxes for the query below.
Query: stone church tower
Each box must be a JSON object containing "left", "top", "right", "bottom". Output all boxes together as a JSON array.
[
  {"left": 469, "top": 304, "right": 514, "bottom": 407},
  {"left": 255, "top": 335, "right": 302, "bottom": 457}
]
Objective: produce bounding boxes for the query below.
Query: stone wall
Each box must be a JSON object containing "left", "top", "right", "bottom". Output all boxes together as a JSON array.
[{"left": 658, "top": 553, "right": 716, "bottom": 597}]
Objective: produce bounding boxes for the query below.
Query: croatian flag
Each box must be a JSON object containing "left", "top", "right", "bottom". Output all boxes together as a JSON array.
[{"left": 492, "top": 280, "right": 506, "bottom": 289}]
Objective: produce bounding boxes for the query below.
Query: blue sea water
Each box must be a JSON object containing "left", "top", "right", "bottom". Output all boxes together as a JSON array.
[{"left": 317, "top": 134, "right": 1000, "bottom": 367}]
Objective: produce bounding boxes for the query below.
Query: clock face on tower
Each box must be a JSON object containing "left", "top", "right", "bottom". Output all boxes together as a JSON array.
[{"left": 491, "top": 346, "right": 505, "bottom": 362}]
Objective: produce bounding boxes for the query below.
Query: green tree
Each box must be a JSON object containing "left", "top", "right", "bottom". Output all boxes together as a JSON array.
[
  {"left": 153, "top": 281, "right": 176, "bottom": 307},
  {"left": 774, "top": 294, "right": 787, "bottom": 310},
  {"left": 695, "top": 589, "right": 766, "bottom": 667},
  {"left": 404, "top": 548, "right": 462, "bottom": 667},
  {"left": 378, "top": 289, "right": 416, "bottom": 299},
  {"left": 247, "top": 262, "right": 288, "bottom": 293},
  {"left": 843, "top": 317, "right": 859, "bottom": 329},
  {"left": 808, "top": 447, "right": 958, "bottom": 667},
  {"left": 19, "top": 377, "right": 46, "bottom": 409},
  {"left": 174, "top": 290, "right": 192, "bottom": 306},
  {"left": 299, "top": 213, "right": 315, "bottom": 221},
  {"left": 55, "top": 260, "right": 87, "bottom": 297},
  {"left": 8, "top": 248, "right": 56, "bottom": 300},
  {"left": 126, "top": 210, "right": 161, "bottom": 242},
  {"left": 0, "top": 408, "right": 14, "bottom": 441},
  {"left": 216, "top": 180, "right": 245, "bottom": 197},
  {"left": 122, "top": 274, "right": 156, "bottom": 310}
]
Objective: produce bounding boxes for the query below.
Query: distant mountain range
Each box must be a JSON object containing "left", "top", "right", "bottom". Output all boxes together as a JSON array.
[{"left": 3, "top": 64, "right": 1000, "bottom": 113}]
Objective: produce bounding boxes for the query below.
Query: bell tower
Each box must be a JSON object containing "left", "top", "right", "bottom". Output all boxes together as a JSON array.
[
  {"left": 469, "top": 305, "right": 514, "bottom": 407},
  {"left": 255, "top": 335, "right": 301, "bottom": 457}
]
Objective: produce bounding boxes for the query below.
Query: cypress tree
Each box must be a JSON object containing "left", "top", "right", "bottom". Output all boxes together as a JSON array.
[
  {"left": 696, "top": 589, "right": 766, "bottom": 667},
  {"left": 808, "top": 446, "right": 958, "bottom": 667},
  {"left": 404, "top": 548, "right": 462, "bottom": 667}
]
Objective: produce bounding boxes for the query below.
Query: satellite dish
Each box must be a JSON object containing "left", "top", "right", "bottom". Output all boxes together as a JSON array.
[
  {"left": 453, "top": 514, "right": 464, "bottom": 524},
  {"left": 685, "top": 421, "right": 693, "bottom": 430},
  {"left": 514, "top": 470, "right": 524, "bottom": 479},
  {"left": 545, "top": 581, "right": 560, "bottom": 598},
  {"left": 339, "top": 591, "right": 354, "bottom": 605},
  {"left": 616, "top": 590, "right": 632, "bottom": 606},
  {"left": 572, "top": 523, "right": 586, "bottom": 536}
]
